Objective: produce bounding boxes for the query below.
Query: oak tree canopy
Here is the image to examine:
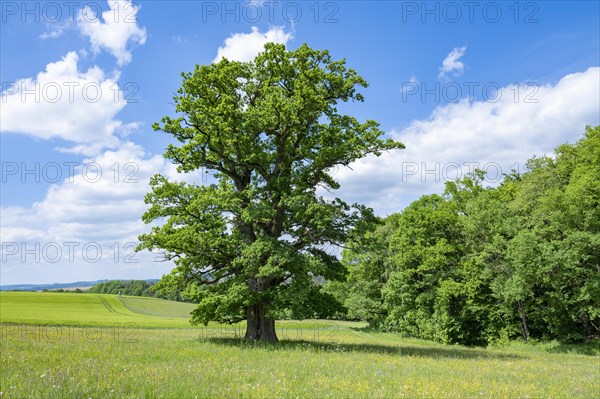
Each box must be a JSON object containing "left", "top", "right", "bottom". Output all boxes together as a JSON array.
[{"left": 138, "top": 43, "right": 403, "bottom": 341}]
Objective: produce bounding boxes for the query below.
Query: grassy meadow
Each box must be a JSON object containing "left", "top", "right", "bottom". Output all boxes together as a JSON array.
[{"left": 1, "top": 291, "right": 598, "bottom": 398}]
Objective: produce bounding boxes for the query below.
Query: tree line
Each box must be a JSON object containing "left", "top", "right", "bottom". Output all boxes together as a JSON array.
[
  {"left": 88, "top": 279, "right": 190, "bottom": 302},
  {"left": 326, "top": 126, "right": 600, "bottom": 345}
]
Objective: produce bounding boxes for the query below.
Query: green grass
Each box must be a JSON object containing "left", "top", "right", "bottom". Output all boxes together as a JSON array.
[
  {"left": 1, "top": 291, "right": 599, "bottom": 398},
  {"left": 0, "top": 292, "right": 193, "bottom": 328},
  {"left": 119, "top": 296, "right": 196, "bottom": 318}
]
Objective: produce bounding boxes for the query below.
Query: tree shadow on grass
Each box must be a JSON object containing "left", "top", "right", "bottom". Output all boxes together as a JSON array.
[
  {"left": 202, "top": 336, "right": 524, "bottom": 360},
  {"left": 543, "top": 340, "right": 600, "bottom": 357},
  {"left": 347, "top": 326, "right": 600, "bottom": 357}
]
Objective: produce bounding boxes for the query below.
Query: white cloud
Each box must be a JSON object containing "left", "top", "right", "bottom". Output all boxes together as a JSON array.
[
  {"left": 332, "top": 67, "right": 600, "bottom": 215},
  {"left": 438, "top": 46, "right": 467, "bottom": 80},
  {"left": 77, "top": 0, "right": 147, "bottom": 66},
  {"left": 0, "top": 52, "right": 136, "bottom": 155},
  {"left": 40, "top": 25, "right": 66, "bottom": 39},
  {"left": 213, "top": 26, "right": 293, "bottom": 63},
  {"left": 0, "top": 0, "right": 153, "bottom": 285},
  {"left": 0, "top": 143, "right": 204, "bottom": 285}
]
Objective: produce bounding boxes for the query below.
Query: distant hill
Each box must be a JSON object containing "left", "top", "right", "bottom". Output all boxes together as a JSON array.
[{"left": 0, "top": 279, "right": 159, "bottom": 292}]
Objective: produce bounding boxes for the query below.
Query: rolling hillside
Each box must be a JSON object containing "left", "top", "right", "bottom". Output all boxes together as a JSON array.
[{"left": 0, "top": 292, "right": 194, "bottom": 328}]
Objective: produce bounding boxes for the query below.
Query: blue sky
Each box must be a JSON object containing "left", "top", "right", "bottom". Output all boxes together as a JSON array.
[{"left": 1, "top": 0, "right": 599, "bottom": 284}]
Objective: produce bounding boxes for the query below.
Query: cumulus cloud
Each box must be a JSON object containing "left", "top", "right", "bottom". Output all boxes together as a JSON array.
[
  {"left": 333, "top": 67, "right": 600, "bottom": 215},
  {"left": 438, "top": 46, "right": 467, "bottom": 80},
  {"left": 0, "top": 52, "right": 138, "bottom": 155},
  {"left": 213, "top": 26, "right": 293, "bottom": 63},
  {"left": 1, "top": 0, "right": 153, "bottom": 284},
  {"left": 77, "top": 0, "right": 147, "bottom": 66},
  {"left": 40, "top": 25, "right": 67, "bottom": 39},
  {"left": 0, "top": 143, "right": 203, "bottom": 285}
]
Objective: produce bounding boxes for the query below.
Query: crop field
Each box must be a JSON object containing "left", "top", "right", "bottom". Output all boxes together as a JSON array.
[
  {"left": 0, "top": 292, "right": 195, "bottom": 328},
  {"left": 0, "top": 292, "right": 598, "bottom": 398}
]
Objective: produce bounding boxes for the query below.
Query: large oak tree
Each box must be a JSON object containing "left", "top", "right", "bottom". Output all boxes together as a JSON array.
[{"left": 138, "top": 43, "right": 403, "bottom": 341}]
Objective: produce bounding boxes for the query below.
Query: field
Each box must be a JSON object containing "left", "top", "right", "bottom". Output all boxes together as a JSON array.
[{"left": 1, "top": 292, "right": 599, "bottom": 398}]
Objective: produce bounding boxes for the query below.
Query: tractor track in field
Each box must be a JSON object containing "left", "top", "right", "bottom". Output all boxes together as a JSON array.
[{"left": 97, "top": 295, "right": 118, "bottom": 313}]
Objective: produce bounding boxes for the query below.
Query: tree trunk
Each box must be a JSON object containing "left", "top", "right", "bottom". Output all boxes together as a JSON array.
[
  {"left": 517, "top": 300, "right": 530, "bottom": 342},
  {"left": 244, "top": 304, "right": 278, "bottom": 342},
  {"left": 582, "top": 313, "right": 599, "bottom": 336}
]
